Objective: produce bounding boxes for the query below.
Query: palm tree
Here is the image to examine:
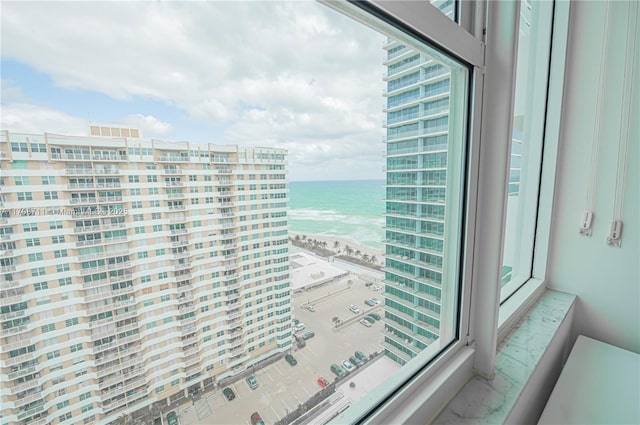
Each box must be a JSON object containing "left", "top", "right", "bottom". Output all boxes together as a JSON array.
[
  {"left": 294, "top": 234, "right": 301, "bottom": 242},
  {"left": 333, "top": 241, "right": 340, "bottom": 250},
  {"left": 345, "top": 245, "right": 354, "bottom": 256},
  {"left": 355, "top": 250, "right": 361, "bottom": 258},
  {"left": 362, "top": 253, "right": 370, "bottom": 263},
  {"left": 301, "top": 235, "right": 307, "bottom": 241},
  {"left": 370, "top": 255, "right": 378, "bottom": 264},
  {"left": 321, "top": 241, "right": 328, "bottom": 249}
]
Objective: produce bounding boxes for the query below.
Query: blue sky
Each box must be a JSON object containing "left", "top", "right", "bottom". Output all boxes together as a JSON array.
[{"left": 1, "top": 1, "right": 386, "bottom": 181}]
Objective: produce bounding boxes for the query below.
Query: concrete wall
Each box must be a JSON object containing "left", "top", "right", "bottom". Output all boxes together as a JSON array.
[{"left": 547, "top": 0, "right": 639, "bottom": 354}]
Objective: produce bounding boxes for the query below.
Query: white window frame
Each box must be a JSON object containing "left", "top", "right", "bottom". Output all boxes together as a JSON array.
[{"left": 323, "top": 1, "right": 570, "bottom": 423}]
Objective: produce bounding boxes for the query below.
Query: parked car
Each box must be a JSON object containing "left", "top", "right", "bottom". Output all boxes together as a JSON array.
[
  {"left": 362, "top": 317, "right": 375, "bottom": 325},
  {"left": 317, "top": 376, "right": 330, "bottom": 388},
  {"left": 359, "top": 318, "right": 372, "bottom": 327},
  {"left": 371, "top": 297, "right": 381, "bottom": 304},
  {"left": 355, "top": 351, "right": 368, "bottom": 362},
  {"left": 365, "top": 281, "right": 373, "bottom": 287},
  {"left": 367, "top": 313, "right": 381, "bottom": 321},
  {"left": 348, "top": 304, "right": 360, "bottom": 314},
  {"left": 349, "top": 355, "right": 362, "bottom": 367},
  {"left": 166, "top": 411, "right": 178, "bottom": 425},
  {"left": 302, "top": 331, "right": 315, "bottom": 340},
  {"left": 342, "top": 360, "right": 354, "bottom": 372},
  {"left": 364, "top": 299, "right": 376, "bottom": 306},
  {"left": 306, "top": 305, "right": 316, "bottom": 312},
  {"left": 293, "top": 318, "right": 300, "bottom": 325},
  {"left": 222, "top": 387, "right": 235, "bottom": 401},
  {"left": 246, "top": 374, "right": 258, "bottom": 390},
  {"left": 294, "top": 323, "right": 306, "bottom": 332},
  {"left": 250, "top": 412, "right": 265, "bottom": 425},
  {"left": 285, "top": 354, "right": 297, "bottom": 366},
  {"left": 330, "top": 363, "right": 345, "bottom": 377}
]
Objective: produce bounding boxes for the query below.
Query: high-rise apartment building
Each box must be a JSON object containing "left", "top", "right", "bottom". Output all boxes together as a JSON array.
[
  {"left": 381, "top": 39, "right": 452, "bottom": 365},
  {"left": 0, "top": 128, "right": 291, "bottom": 425}
]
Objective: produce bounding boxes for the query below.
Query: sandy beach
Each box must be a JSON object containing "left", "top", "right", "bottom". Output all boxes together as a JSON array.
[{"left": 289, "top": 231, "right": 384, "bottom": 266}]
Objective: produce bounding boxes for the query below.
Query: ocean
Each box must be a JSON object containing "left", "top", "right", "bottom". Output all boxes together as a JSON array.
[{"left": 288, "top": 180, "right": 385, "bottom": 250}]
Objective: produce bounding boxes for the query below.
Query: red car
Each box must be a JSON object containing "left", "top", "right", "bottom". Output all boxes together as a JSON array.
[
  {"left": 317, "top": 377, "right": 329, "bottom": 388},
  {"left": 250, "top": 412, "right": 265, "bottom": 425}
]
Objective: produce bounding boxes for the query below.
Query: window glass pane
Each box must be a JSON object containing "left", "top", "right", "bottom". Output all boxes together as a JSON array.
[
  {"left": 501, "top": 0, "right": 554, "bottom": 300},
  {"left": 1, "top": 1, "right": 469, "bottom": 424},
  {"left": 382, "top": 26, "right": 468, "bottom": 368}
]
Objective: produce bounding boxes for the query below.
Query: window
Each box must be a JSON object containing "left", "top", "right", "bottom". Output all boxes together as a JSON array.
[
  {"left": 28, "top": 253, "right": 43, "bottom": 262},
  {"left": 49, "top": 220, "right": 63, "bottom": 230},
  {"left": 42, "top": 176, "right": 56, "bottom": 185},
  {"left": 44, "top": 191, "right": 59, "bottom": 200},
  {"left": 25, "top": 238, "right": 40, "bottom": 247},
  {"left": 14, "top": 176, "right": 30, "bottom": 185},
  {"left": 500, "top": 0, "right": 554, "bottom": 301},
  {"left": 17, "top": 192, "right": 32, "bottom": 201}
]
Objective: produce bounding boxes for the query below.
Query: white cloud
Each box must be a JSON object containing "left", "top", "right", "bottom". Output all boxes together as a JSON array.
[
  {"left": 122, "top": 114, "right": 173, "bottom": 138},
  {"left": 1, "top": 1, "right": 388, "bottom": 180},
  {"left": 0, "top": 103, "right": 88, "bottom": 135}
]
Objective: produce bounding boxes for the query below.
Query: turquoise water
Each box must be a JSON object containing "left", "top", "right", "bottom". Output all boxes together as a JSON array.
[{"left": 288, "top": 180, "right": 385, "bottom": 250}]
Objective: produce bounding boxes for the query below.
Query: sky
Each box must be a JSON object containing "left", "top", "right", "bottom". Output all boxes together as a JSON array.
[{"left": 0, "top": 1, "right": 387, "bottom": 181}]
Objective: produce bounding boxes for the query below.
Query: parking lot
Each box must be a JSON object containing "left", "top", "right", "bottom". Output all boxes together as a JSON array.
[{"left": 179, "top": 272, "right": 385, "bottom": 425}]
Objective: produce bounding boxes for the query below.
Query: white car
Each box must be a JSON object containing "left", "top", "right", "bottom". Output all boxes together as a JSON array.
[
  {"left": 306, "top": 305, "right": 316, "bottom": 312},
  {"left": 360, "top": 318, "right": 372, "bottom": 327},
  {"left": 371, "top": 297, "right": 380, "bottom": 305},
  {"left": 294, "top": 323, "right": 306, "bottom": 332},
  {"left": 349, "top": 305, "right": 360, "bottom": 314},
  {"left": 372, "top": 285, "right": 382, "bottom": 292},
  {"left": 342, "top": 360, "right": 355, "bottom": 372}
]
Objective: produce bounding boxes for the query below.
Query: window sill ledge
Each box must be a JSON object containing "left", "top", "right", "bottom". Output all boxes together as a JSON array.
[{"left": 432, "top": 289, "right": 576, "bottom": 424}]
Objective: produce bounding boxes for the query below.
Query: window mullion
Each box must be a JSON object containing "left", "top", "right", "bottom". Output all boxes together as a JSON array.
[{"left": 470, "top": 0, "right": 520, "bottom": 378}]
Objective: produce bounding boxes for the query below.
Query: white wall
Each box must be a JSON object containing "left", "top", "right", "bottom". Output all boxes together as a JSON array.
[{"left": 548, "top": 1, "right": 639, "bottom": 353}]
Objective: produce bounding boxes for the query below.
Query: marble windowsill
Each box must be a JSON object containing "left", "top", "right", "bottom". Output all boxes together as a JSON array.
[{"left": 433, "top": 289, "right": 576, "bottom": 424}]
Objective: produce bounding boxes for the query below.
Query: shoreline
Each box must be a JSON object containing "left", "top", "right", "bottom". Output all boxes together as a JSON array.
[{"left": 289, "top": 231, "right": 384, "bottom": 265}]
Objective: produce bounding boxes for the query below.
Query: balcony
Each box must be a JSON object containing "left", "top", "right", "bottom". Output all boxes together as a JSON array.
[
  {"left": 107, "top": 261, "right": 131, "bottom": 270},
  {"left": 93, "top": 154, "right": 127, "bottom": 162},
  {"left": 172, "top": 239, "right": 189, "bottom": 247},
  {"left": 164, "top": 168, "right": 183, "bottom": 174},
  {"left": 168, "top": 204, "right": 186, "bottom": 210},
  {"left": 184, "top": 355, "right": 200, "bottom": 367},
  {"left": 96, "top": 182, "right": 122, "bottom": 189},
  {"left": 8, "top": 366, "right": 36, "bottom": 381},
  {"left": 165, "top": 181, "right": 184, "bottom": 187},
  {"left": 1, "top": 265, "right": 16, "bottom": 273},
  {"left": 167, "top": 192, "right": 186, "bottom": 199},
  {"left": 98, "top": 196, "right": 123, "bottom": 203},
  {"left": 156, "top": 155, "right": 189, "bottom": 163},
  {"left": 171, "top": 228, "right": 187, "bottom": 235},
  {"left": 67, "top": 183, "right": 95, "bottom": 190},
  {"left": 70, "top": 197, "right": 98, "bottom": 205},
  {"left": 85, "top": 286, "right": 134, "bottom": 303},
  {"left": 94, "top": 168, "right": 120, "bottom": 175},
  {"left": 76, "top": 238, "right": 103, "bottom": 248},
  {"left": 0, "top": 309, "right": 25, "bottom": 321},
  {"left": 101, "top": 377, "right": 146, "bottom": 399},
  {"left": 65, "top": 168, "right": 93, "bottom": 175}
]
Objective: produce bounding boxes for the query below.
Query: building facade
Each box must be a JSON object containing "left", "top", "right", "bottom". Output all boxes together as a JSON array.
[
  {"left": 0, "top": 128, "right": 291, "bottom": 425},
  {"left": 381, "top": 38, "right": 452, "bottom": 365}
]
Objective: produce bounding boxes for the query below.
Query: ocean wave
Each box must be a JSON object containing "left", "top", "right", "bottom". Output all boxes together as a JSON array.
[{"left": 288, "top": 208, "right": 348, "bottom": 222}]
